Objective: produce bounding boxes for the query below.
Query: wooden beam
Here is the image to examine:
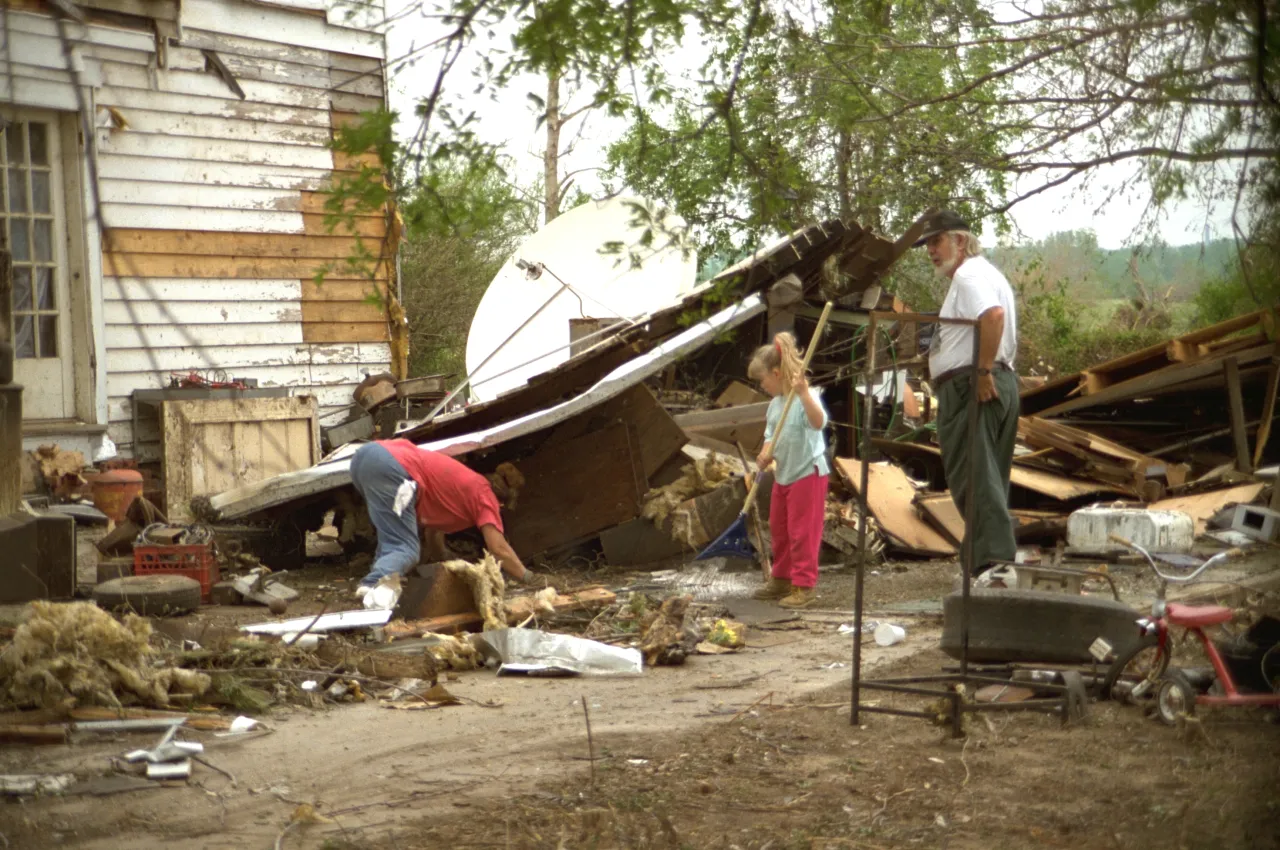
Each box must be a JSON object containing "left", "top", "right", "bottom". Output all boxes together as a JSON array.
[
  {"left": 1224, "top": 357, "right": 1253, "bottom": 474},
  {"left": 1253, "top": 354, "right": 1280, "bottom": 470},
  {"left": 1036, "top": 342, "right": 1277, "bottom": 418}
]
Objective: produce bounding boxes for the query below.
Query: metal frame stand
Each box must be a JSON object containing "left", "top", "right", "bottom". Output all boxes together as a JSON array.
[{"left": 850, "top": 311, "right": 1072, "bottom": 735}]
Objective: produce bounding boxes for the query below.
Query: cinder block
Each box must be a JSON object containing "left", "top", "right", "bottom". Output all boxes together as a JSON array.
[{"left": 1231, "top": 504, "right": 1280, "bottom": 543}]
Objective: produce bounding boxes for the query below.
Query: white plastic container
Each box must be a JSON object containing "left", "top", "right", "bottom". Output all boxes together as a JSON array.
[
  {"left": 1066, "top": 506, "right": 1195, "bottom": 554},
  {"left": 874, "top": 623, "right": 907, "bottom": 646}
]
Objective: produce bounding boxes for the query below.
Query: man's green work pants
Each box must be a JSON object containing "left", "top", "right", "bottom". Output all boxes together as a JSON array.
[{"left": 936, "top": 369, "right": 1019, "bottom": 573}]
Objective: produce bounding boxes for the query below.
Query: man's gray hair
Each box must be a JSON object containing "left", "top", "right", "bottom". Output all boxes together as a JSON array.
[{"left": 950, "top": 230, "right": 983, "bottom": 257}]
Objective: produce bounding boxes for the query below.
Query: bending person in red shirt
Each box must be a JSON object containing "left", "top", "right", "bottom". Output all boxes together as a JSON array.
[{"left": 349, "top": 439, "right": 530, "bottom": 596}]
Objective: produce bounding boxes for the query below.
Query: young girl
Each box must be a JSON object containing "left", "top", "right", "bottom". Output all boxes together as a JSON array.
[{"left": 748, "top": 332, "right": 830, "bottom": 609}]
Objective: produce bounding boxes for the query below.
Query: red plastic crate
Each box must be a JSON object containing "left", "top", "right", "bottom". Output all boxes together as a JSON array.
[{"left": 133, "top": 543, "right": 219, "bottom": 602}]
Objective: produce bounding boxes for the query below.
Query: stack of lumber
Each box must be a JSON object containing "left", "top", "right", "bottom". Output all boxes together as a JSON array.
[
  {"left": 1015, "top": 417, "right": 1189, "bottom": 501},
  {"left": 1019, "top": 308, "right": 1279, "bottom": 474}
]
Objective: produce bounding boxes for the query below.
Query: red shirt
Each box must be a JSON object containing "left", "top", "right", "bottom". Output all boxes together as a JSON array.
[{"left": 379, "top": 440, "right": 504, "bottom": 534}]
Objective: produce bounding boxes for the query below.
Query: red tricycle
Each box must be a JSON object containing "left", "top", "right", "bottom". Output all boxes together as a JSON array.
[{"left": 1102, "top": 534, "right": 1280, "bottom": 725}]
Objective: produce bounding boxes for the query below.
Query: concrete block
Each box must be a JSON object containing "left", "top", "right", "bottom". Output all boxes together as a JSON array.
[
  {"left": 1066, "top": 505, "right": 1194, "bottom": 554},
  {"left": 1230, "top": 503, "right": 1280, "bottom": 543}
]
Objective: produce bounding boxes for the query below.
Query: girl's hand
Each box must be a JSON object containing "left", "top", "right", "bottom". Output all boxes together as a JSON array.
[
  {"left": 792, "top": 373, "right": 809, "bottom": 394},
  {"left": 756, "top": 450, "right": 772, "bottom": 469}
]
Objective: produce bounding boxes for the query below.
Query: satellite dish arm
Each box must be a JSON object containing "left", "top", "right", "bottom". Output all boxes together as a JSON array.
[{"left": 424, "top": 273, "right": 572, "bottom": 421}]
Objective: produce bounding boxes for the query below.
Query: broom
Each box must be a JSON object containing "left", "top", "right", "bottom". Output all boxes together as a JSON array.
[{"left": 695, "top": 302, "right": 834, "bottom": 561}]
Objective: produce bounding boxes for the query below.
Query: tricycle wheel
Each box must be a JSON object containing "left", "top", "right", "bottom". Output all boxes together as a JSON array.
[
  {"left": 1155, "top": 669, "right": 1196, "bottom": 726},
  {"left": 1102, "top": 634, "right": 1168, "bottom": 705}
]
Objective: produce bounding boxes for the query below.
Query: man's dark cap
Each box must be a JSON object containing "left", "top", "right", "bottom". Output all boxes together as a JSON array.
[{"left": 913, "top": 210, "right": 970, "bottom": 247}]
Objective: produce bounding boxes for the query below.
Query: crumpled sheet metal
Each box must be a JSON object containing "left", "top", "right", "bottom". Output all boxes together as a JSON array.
[{"left": 477, "top": 628, "right": 643, "bottom": 677}]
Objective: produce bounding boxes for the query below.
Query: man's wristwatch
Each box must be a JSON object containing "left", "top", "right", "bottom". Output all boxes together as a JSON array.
[{"left": 976, "top": 367, "right": 991, "bottom": 376}]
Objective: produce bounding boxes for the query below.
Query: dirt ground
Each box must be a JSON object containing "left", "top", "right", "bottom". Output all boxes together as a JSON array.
[{"left": 2, "top": 554, "right": 1279, "bottom": 850}]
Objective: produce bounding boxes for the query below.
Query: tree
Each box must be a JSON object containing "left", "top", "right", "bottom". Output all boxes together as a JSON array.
[
  {"left": 399, "top": 158, "right": 535, "bottom": 378},
  {"left": 605, "top": 1, "right": 1016, "bottom": 259}
]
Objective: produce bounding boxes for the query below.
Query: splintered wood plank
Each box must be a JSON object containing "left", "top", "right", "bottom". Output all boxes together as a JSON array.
[
  {"left": 384, "top": 587, "right": 617, "bottom": 637},
  {"left": 871, "top": 439, "right": 1126, "bottom": 500},
  {"left": 542, "top": 384, "right": 686, "bottom": 483},
  {"left": 504, "top": 422, "right": 645, "bottom": 557},
  {"left": 834, "top": 458, "right": 956, "bottom": 557}
]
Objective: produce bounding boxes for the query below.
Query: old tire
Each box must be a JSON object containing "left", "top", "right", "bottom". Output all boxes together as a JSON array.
[
  {"left": 93, "top": 575, "right": 202, "bottom": 616},
  {"left": 940, "top": 588, "right": 1144, "bottom": 665}
]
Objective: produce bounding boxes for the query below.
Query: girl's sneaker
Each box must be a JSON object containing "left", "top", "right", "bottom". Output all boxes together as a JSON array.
[{"left": 778, "top": 587, "right": 816, "bottom": 609}]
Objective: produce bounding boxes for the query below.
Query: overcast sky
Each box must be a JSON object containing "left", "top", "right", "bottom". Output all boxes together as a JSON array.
[{"left": 382, "top": 4, "right": 1237, "bottom": 251}]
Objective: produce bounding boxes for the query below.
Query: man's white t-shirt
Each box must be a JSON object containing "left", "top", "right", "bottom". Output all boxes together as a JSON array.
[{"left": 928, "top": 255, "right": 1018, "bottom": 378}]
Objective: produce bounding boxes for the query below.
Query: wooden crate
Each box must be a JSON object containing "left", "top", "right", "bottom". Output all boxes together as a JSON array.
[{"left": 161, "top": 396, "right": 320, "bottom": 522}]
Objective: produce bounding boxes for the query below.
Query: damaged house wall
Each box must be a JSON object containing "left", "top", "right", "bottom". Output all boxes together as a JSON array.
[{"left": 2, "top": 0, "right": 394, "bottom": 462}]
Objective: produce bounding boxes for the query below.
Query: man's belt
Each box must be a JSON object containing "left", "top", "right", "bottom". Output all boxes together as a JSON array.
[{"left": 932, "top": 362, "right": 1012, "bottom": 390}]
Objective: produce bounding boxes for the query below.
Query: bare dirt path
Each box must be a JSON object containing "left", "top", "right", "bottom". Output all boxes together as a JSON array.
[{"left": 0, "top": 581, "right": 938, "bottom": 850}]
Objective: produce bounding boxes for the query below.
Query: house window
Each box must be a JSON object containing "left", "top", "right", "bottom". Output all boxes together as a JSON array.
[{"left": 2, "top": 120, "right": 58, "bottom": 359}]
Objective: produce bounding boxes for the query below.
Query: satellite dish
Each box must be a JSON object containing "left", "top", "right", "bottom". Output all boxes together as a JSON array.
[{"left": 463, "top": 196, "right": 698, "bottom": 402}]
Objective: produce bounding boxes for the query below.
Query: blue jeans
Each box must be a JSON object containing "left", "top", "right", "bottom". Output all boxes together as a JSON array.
[{"left": 350, "top": 442, "right": 420, "bottom": 587}]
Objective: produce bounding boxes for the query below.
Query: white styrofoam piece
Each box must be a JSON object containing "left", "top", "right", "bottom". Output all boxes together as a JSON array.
[
  {"left": 1066, "top": 505, "right": 1195, "bottom": 554},
  {"left": 465, "top": 196, "right": 698, "bottom": 402}
]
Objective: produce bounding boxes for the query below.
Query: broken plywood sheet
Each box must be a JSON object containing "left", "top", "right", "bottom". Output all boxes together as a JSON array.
[
  {"left": 540, "top": 384, "right": 685, "bottom": 482},
  {"left": 673, "top": 401, "right": 770, "bottom": 454},
  {"left": 834, "top": 459, "right": 956, "bottom": 557},
  {"left": 504, "top": 421, "right": 645, "bottom": 557},
  {"left": 916, "top": 493, "right": 964, "bottom": 546},
  {"left": 1149, "top": 483, "right": 1267, "bottom": 534}
]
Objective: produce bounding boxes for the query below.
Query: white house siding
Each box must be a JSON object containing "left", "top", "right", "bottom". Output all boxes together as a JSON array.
[{"left": 1, "top": 0, "right": 394, "bottom": 460}]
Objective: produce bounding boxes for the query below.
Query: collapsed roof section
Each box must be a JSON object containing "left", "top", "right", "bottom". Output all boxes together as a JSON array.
[{"left": 209, "top": 217, "right": 919, "bottom": 521}]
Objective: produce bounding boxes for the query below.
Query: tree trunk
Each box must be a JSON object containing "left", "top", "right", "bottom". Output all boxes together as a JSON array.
[
  {"left": 543, "top": 67, "right": 562, "bottom": 224},
  {"left": 836, "top": 129, "right": 852, "bottom": 221}
]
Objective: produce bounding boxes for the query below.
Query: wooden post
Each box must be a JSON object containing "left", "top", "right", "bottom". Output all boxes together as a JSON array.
[
  {"left": 0, "top": 249, "right": 21, "bottom": 516},
  {"left": 1253, "top": 352, "right": 1279, "bottom": 470},
  {"left": 1224, "top": 357, "right": 1252, "bottom": 474}
]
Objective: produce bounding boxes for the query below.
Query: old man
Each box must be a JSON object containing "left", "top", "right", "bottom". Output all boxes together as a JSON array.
[{"left": 917, "top": 210, "right": 1019, "bottom": 575}]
